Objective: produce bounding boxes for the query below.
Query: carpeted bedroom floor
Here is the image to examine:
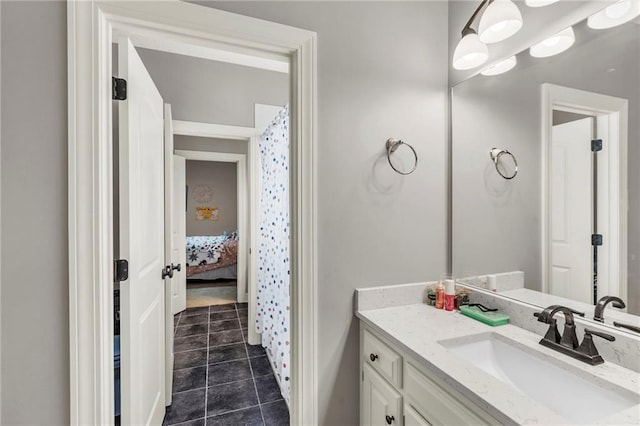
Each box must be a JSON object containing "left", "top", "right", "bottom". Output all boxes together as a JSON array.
[{"left": 186, "top": 280, "right": 237, "bottom": 307}]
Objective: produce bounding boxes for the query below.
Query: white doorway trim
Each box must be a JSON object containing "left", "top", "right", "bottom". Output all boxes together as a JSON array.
[
  {"left": 67, "top": 2, "right": 317, "bottom": 425},
  {"left": 173, "top": 120, "right": 257, "bottom": 140},
  {"left": 541, "top": 83, "right": 628, "bottom": 303}
]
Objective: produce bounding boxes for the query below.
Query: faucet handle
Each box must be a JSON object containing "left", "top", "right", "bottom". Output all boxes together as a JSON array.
[
  {"left": 584, "top": 328, "right": 615, "bottom": 342},
  {"left": 534, "top": 311, "right": 548, "bottom": 322},
  {"left": 577, "top": 328, "right": 615, "bottom": 362}
]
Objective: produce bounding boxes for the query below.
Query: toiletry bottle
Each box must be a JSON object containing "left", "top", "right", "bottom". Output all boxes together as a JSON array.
[
  {"left": 426, "top": 288, "right": 436, "bottom": 306},
  {"left": 488, "top": 275, "right": 497, "bottom": 292},
  {"left": 435, "top": 281, "right": 445, "bottom": 309},
  {"left": 445, "top": 279, "right": 455, "bottom": 311}
]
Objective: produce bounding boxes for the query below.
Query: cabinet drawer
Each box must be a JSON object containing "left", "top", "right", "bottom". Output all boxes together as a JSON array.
[
  {"left": 404, "top": 362, "right": 494, "bottom": 426},
  {"left": 363, "top": 329, "right": 403, "bottom": 388}
]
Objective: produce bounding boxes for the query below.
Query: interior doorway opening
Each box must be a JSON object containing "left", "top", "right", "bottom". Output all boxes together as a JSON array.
[
  {"left": 184, "top": 159, "right": 241, "bottom": 307},
  {"left": 68, "top": 2, "right": 318, "bottom": 425}
]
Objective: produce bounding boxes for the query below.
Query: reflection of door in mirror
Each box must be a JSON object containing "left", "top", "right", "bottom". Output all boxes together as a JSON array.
[
  {"left": 542, "top": 85, "right": 628, "bottom": 312},
  {"left": 550, "top": 116, "right": 593, "bottom": 304}
]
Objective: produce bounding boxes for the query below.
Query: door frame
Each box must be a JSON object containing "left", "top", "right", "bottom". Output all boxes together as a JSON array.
[
  {"left": 67, "top": 2, "right": 318, "bottom": 425},
  {"left": 175, "top": 149, "right": 249, "bottom": 305},
  {"left": 173, "top": 121, "right": 262, "bottom": 346},
  {"left": 541, "top": 83, "right": 628, "bottom": 302}
]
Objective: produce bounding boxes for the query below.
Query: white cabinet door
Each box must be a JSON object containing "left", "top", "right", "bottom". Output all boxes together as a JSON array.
[
  {"left": 362, "top": 364, "right": 402, "bottom": 426},
  {"left": 404, "top": 404, "right": 431, "bottom": 426},
  {"left": 118, "top": 37, "right": 166, "bottom": 425}
]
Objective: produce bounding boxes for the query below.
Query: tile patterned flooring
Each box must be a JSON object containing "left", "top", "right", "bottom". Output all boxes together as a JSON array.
[{"left": 163, "top": 303, "right": 289, "bottom": 426}]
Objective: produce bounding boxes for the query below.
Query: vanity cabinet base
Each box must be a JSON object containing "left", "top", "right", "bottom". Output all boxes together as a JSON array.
[{"left": 360, "top": 324, "right": 498, "bottom": 426}]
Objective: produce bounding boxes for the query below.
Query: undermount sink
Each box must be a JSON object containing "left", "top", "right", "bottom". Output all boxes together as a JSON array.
[{"left": 439, "top": 333, "right": 638, "bottom": 424}]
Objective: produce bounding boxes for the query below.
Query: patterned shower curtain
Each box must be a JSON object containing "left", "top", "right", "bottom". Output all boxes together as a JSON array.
[{"left": 256, "top": 105, "right": 290, "bottom": 404}]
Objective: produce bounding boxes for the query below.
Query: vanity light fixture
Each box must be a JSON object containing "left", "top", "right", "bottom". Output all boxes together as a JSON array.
[
  {"left": 481, "top": 55, "right": 517, "bottom": 76},
  {"left": 478, "top": 0, "right": 523, "bottom": 44},
  {"left": 453, "top": 28, "right": 490, "bottom": 70},
  {"left": 587, "top": 0, "right": 640, "bottom": 29},
  {"left": 529, "top": 26, "right": 575, "bottom": 58},
  {"left": 453, "top": 0, "right": 523, "bottom": 70},
  {"left": 525, "top": 0, "right": 560, "bottom": 7}
]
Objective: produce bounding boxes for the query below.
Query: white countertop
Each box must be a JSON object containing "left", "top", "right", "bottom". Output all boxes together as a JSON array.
[{"left": 356, "top": 303, "right": 640, "bottom": 425}]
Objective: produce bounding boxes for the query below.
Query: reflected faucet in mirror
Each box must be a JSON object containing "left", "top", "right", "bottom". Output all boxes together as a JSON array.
[{"left": 594, "top": 296, "right": 625, "bottom": 323}]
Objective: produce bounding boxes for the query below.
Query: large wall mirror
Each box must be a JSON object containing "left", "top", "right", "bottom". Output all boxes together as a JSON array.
[{"left": 451, "top": 3, "right": 640, "bottom": 334}]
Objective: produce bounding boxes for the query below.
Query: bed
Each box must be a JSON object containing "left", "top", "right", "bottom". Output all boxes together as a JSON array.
[{"left": 186, "top": 231, "right": 238, "bottom": 281}]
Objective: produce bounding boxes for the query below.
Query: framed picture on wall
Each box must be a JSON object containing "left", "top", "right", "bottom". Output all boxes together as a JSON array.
[{"left": 195, "top": 206, "right": 219, "bottom": 221}]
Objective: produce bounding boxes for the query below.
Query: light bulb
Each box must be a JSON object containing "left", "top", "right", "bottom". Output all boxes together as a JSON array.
[
  {"left": 606, "top": 0, "right": 631, "bottom": 19},
  {"left": 489, "top": 21, "right": 508, "bottom": 33},
  {"left": 588, "top": 0, "right": 640, "bottom": 29},
  {"left": 481, "top": 56, "right": 517, "bottom": 76},
  {"left": 530, "top": 27, "right": 575, "bottom": 58},
  {"left": 542, "top": 36, "right": 560, "bottom": 47}
]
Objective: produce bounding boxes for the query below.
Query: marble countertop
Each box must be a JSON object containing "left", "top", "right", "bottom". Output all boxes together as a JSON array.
[{"left": 356, "top": 303, "right": 640, "bottom": 425}]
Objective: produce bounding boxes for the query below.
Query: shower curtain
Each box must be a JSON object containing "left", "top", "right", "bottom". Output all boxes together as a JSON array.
[{"left": 256, "top": 105, "right": 290, "bottom": 404}]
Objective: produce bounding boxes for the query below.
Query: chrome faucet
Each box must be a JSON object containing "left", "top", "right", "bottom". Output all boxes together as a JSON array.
[
  {"left": 534, "top": 305, "right": 615, "bottom": 366},
  {"left": 594, "top": 296, "right": 626, "bottom": 322}
]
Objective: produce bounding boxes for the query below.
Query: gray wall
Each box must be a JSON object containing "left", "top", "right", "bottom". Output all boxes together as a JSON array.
[
  {"left": 1, "top": 1, "right": 70, "bottom": 424},
  {"left": 137, "top": 48, "right": 289, "bottom": 127},
  {"left": 198, "top": 2, "right": 449, "bottom": 424},
  {"left": 186, "top": 160, "right": 237, "bottom": 237},
  {"left": 451, "top": 20, "right": 640, "bottom": 312},
  {"left": 448, "top": 0, "right": 610, "bottom": 86},
  {"left": 0, "top": 1, "right": 449, "bottom": 424}
]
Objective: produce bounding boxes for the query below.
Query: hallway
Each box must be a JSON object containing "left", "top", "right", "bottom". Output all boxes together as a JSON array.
[{"left": 163, "top": 303, "right": 289, "bottom": 425}]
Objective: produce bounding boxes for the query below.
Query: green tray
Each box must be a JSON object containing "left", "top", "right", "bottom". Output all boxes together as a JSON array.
[{"left": 459, "top": 305, "right": 509, "bottom": 326}]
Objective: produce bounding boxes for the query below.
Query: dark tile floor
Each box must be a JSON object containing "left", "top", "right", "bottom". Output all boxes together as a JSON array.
[{"left": 163, "top": 303, "right": 290, "bottom": 426}]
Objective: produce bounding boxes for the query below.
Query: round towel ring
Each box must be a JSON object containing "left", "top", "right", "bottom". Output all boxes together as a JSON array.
[
  {"left": 386, "top": 138, "right": 418, "bottom": 175},
  {"left": 489, "top": 148, "right": 518, "bottom": 180}
]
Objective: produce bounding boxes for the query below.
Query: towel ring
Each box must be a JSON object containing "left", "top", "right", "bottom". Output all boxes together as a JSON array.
[
  {"left": 386, "top": 138, "right": 418, "bottom": 175},
  {"left": 489, "top": 148, "right": 518, "bottom": 180}
]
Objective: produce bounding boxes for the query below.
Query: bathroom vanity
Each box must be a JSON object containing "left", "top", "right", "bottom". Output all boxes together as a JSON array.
[{"left": 355, "top": 283, "right": 640, "bottom": 425}]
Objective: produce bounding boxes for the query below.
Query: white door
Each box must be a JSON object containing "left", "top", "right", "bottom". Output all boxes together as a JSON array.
[
  {"left": 551, "top": 117, "right": 594, "bottom": 304},
  {"left": 118, "top": 37, "right": 166, "bottom": 425},
  {"left": 172, "top": 155, "right": 187, "bottom": 312}
]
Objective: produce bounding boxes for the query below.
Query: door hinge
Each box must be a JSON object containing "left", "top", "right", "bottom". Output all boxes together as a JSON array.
[
  {"left": 114, "top": 259, "right": 129, "bottom": 282},
  {"left": 592, "top": 234, "right": 603, "bottom": 246},
  {"left": 112, "top": 77, "right": 127, "bottom": 101},
  {"left": 591, "top": 139, "right": 603, "bottom": 152}
]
